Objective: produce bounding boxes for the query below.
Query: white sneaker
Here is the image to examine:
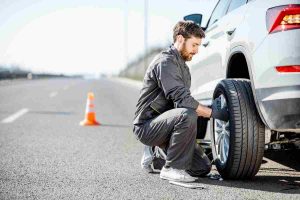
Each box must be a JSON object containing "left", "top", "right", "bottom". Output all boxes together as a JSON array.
[{"left": 160, "top": 167, "right": 196, "bottom": 182}]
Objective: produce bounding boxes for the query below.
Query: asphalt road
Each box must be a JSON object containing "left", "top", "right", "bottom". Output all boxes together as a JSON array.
[{"left": 0, "top": 78, "right": 299, "bottom": 200}]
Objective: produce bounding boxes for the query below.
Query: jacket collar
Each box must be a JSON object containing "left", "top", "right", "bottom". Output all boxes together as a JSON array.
[{"left": 170, "top": 45, "right": 186, "bottom": 66}]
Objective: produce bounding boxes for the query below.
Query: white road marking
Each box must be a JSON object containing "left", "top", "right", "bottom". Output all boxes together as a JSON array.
[
  {"left": 169, "top": 181, "right": 206, "bottom": 189},
  {"left": 1, "top": 108, "right": 29, "bottom": 123},
  {"left": 49, "top": 91, "right": 58, "bottom": 98}
]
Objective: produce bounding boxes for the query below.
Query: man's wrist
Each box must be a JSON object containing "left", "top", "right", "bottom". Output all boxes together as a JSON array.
[{"left": 196, "top": 104, "right": 212, "bottom": 118}]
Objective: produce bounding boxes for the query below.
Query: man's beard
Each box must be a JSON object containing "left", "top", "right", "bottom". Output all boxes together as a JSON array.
[{"left": 180, "top": 42, "right": 194, "bottom": 61}]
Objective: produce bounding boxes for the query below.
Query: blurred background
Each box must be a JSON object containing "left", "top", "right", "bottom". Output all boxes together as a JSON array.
[{"left": 0, "top": 0, "right": 217, "bottom": 81}]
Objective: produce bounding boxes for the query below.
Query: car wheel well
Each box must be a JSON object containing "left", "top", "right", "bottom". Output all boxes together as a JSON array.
[{"left": 227, "top": 53, "right": 250, "bottom": 79}]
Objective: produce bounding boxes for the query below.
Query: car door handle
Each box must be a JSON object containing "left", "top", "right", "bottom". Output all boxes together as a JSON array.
[
  {"left": 226, "top": 28, "right": 236, "bottom": 36},
  {"left": 203, "top": 41, "right": 210, "bottom": 47}
]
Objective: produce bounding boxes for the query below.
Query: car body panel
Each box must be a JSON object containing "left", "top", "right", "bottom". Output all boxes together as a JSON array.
[
  {"left": 190, "top": 1, "right": 250, "bottom": 102},
  {"left": 189, "top": 0, "right": 300, "bottom": 133}
]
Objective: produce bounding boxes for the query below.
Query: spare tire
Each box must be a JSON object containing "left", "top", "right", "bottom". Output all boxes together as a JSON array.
[{"left": 210, "top": 79, "right": 265, "bottom": 179}]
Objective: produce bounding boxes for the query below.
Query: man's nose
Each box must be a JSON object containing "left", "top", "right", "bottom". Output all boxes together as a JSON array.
[{"left": 194, "top": 47, "right": 199, "bottom": 54}]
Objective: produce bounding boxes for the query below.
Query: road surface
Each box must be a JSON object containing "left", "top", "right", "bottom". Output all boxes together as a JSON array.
[{"left": 0, "top": 78, "right": 299, "bottom": 199}]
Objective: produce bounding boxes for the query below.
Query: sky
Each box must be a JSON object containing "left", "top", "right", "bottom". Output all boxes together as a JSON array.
[{"left": 0, "top": 0, "right": 217, "bottom": 76}]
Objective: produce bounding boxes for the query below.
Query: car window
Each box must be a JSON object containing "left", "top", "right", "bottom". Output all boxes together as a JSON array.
[
  {"left": 207, "top": 0, "right": 230, "bottom": 28},
  {"left": 227, "top": 0, "right": 248, "bottom": 13}
]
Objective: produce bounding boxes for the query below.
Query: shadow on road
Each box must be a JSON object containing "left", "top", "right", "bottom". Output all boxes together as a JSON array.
[
  {"left": 197, "top": 174, "right": 300, "bottom": 194},
  {"left": 197, "top": 149, "right": 300, "bottom": 194},
  {"left": 264, "top": 149, "right": 300, "bottom": 171}
]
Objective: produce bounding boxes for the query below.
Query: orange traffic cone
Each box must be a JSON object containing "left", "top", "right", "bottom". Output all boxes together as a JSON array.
[{"left": 80, "top": 92, "right": 100, "bottom": 126}]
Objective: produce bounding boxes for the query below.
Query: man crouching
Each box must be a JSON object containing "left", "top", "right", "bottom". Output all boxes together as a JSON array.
[{"left": 133, "top": 21, "right": 228, "bottom": 182}]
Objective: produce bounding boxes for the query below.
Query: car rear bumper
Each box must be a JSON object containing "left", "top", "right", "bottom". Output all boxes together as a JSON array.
[
  {"left": 251, "top": 29, "right": 300, "bottom": 131},
  {"left": 256, "top": 85, "right": 300, "bottom": 131}
]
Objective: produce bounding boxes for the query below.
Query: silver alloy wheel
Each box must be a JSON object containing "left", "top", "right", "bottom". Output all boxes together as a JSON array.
[{"left": 213, "top": 94, "right": 230, "bottom": 164}]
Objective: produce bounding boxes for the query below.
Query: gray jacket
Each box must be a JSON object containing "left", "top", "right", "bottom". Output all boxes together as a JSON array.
[{"left": 133, "top": 45, "right": 199, "bottom": 125}]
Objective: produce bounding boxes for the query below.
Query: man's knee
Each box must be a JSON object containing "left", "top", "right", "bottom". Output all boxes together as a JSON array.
[
  {"left": 172, "top": 108, "right": 197, "bottom": 140},
  {"left": 181, "top": 108, "right": 198, "bottom": 125}
]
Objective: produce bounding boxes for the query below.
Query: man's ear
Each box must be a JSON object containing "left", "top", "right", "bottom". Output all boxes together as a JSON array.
[{"left": 176, "top": 35, "right": 184, "bottom": 43}]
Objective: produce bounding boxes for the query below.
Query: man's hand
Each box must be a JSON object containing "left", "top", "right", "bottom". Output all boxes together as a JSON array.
[
  {"left": 210, "top": 97, "right": 229, "bottom": 122},
  {"left": 196, "top": 104, "right": 212, "bottom": 118}
]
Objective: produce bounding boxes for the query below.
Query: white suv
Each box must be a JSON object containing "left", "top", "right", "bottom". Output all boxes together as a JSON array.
[{"left": 184, "top": 0, "right": 300, "bottom": 179}]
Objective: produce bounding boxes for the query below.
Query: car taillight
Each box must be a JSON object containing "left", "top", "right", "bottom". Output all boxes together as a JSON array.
[
  {"left": 276, "top": 65, "right": 300, "bottom": 73},
  {"left": 266, "top": 4, "right": 300, "bottom": 34}
]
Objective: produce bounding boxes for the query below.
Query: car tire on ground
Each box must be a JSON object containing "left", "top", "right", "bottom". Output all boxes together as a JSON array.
[{"left": 210, "top": 79, "right": 265, "bottom": 179}]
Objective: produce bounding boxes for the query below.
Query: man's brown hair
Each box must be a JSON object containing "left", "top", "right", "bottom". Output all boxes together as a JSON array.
[{"left": 173, "top": 20, "right": 205, "bottom": 43}]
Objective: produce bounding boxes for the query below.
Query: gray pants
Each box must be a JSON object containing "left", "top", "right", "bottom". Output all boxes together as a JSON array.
[{"left": 134, "top": 108, "right": 211, "bottom": 176}]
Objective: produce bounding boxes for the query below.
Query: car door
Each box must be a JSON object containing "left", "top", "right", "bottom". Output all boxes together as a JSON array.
[
  {"left": 190, "top": 0, "right": 231, "bottom": 104},
  {"left": 190, "top": 0, "right": 248, "bottom": 105}
]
